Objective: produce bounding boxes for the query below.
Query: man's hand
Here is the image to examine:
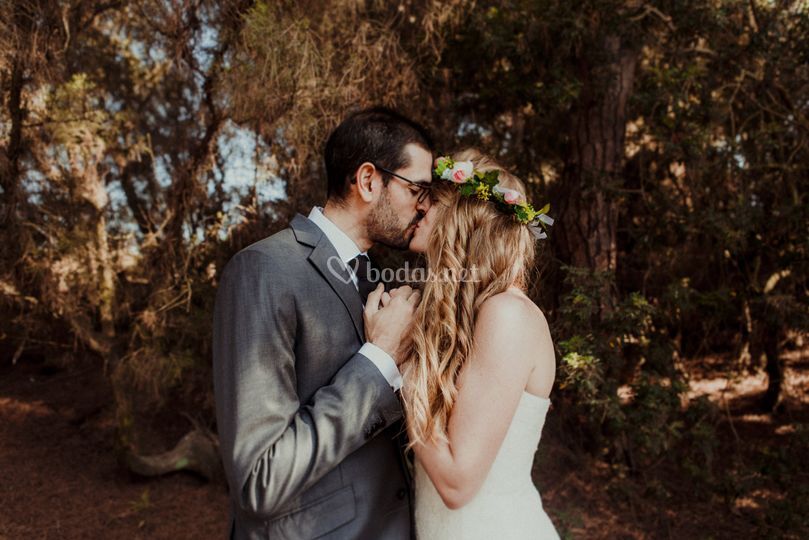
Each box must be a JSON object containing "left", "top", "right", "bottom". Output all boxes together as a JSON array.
[{"left": 364, "top": 284, "right": 421, "bottom": 365}]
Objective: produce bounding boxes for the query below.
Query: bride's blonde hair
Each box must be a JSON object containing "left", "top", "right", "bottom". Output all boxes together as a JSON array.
[{"left": 401, "top": 149, "right": 537, "bottom": 446}]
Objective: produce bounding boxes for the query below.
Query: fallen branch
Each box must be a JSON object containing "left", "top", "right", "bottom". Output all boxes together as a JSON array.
[{"left": 124, "top": 428, "right": 222, "bottom": 483}]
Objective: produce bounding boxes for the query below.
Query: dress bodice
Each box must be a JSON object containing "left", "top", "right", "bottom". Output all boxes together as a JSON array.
[{"left": 414, "top": 392, "right": 559, "bottom": 539}]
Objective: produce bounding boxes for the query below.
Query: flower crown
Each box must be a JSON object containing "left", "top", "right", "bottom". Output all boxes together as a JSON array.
[{"left": 433, "top": 156, "right": 554, "bottom": 240}]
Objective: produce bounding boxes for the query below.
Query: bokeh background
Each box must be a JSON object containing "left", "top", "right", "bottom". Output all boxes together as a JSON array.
[{"left": 1, "top": 1, "right": 807, "bottom": 538}]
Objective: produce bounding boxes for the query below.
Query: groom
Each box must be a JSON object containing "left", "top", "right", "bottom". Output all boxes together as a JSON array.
[{"left": 213, "top": 107, "right": 434, "bottom": 539}]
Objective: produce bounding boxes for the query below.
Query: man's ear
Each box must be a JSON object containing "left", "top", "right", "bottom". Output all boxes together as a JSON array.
[{"left": 354, "top": 162, "right": 378, "bottom": 203}]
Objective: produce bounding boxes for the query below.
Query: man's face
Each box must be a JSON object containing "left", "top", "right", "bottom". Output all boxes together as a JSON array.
[{"left": 367, "top": 143, "right": 433, "bottom": 249}]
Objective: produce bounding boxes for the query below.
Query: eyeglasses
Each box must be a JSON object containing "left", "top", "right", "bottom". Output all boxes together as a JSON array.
[{"left": 372, "top": 163, "right": 432, "bottom": 204}]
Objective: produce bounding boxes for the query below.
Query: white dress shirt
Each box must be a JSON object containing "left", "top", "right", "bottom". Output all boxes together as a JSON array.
[{"left": 307, "top": 207, "right": 403, "bottom": 391}]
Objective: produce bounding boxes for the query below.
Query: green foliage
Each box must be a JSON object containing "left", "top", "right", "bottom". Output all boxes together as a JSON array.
[
  {"left": 678, "top": 395, "right": 719, "bottom": 485},
  {"left": 554, "top": 265, "right": 701, "bottom": 471},
  {"left": 129, "top": 488, "right": 151, "bottom": 514}
]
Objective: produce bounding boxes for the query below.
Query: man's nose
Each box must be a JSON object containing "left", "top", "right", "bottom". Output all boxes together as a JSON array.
[{"left": 416, "top": 195, "right": 432, "bottom": 213}]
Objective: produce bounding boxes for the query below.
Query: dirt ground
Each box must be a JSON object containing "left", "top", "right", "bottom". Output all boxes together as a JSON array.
[
  {"left": 0, "top": 360, "right": 227, "bottom": 540},
  {"left": 1, "top": 346, "right": 807, "bottom": 539}
]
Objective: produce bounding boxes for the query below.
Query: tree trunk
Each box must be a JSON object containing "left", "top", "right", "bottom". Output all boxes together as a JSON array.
[
  {"left": 70, "top": 137, "right": 116, "bottom": 342},
  {"left": 1, "top": 53, "right": 26, "bottom": 231},
  {"left": 760, "top": 322, "right": 783, "bottom": 412},
  {"left": 555, "top": 35, "right": 637, "bottom": 312}
]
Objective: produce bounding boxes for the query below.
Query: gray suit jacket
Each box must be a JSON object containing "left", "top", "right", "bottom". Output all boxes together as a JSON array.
[{"left": 213, "top": 214, "right": 413, "bottom": 540}]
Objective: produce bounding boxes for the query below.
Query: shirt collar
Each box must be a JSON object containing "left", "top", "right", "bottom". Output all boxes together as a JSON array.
[{"left": 307, "top": 206, "right": 366, "bottom": 264}]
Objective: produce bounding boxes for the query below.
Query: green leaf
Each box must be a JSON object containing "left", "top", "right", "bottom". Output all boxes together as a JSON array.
[
  {"left": 434, "top": 156, "right": 452, "bottom": 177},
  {"left": 483, "top": 171, "right": 500, "bottom": 186}
]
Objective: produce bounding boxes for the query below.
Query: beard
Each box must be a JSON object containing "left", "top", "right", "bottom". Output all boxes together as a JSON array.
[{"left": 368, "top": 188, "right": 420, "bottom": 249}]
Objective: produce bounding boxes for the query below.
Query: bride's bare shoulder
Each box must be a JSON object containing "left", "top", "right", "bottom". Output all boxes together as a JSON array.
[
  {"left": 479, "top": 289, "right": 551, "bottom": 344},
  {"left": 474, "top": 289, "right": 550, "bottom": 352},
  {"left": 476, "top": 290, "right": 555, "bottom": 394},
  {"left": 477, "top": 288, "right": 547, "bottom": 327}
]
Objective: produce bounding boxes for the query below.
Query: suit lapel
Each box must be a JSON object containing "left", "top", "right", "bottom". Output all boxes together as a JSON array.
[{"left": 291, "top": 214, "right": 365, "bottom": 343}]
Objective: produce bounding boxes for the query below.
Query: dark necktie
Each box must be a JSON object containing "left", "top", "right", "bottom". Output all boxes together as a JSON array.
[{"left": 348, "top": 254, "right": 378, "bottom": 304}]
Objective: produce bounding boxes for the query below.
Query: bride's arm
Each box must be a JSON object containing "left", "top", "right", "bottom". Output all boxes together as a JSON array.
[{"left": 411, "top": 293, "right": 555, "bottom": 510}]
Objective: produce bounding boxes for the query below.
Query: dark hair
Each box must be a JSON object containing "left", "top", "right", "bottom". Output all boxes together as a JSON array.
[{"left": 324, "top": 106, "right": 433, "bottom": 202}]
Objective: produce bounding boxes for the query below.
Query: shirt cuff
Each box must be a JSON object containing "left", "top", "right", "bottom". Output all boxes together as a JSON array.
[{"left": 359, "top": 342, "right": 403, "bottom": 392}]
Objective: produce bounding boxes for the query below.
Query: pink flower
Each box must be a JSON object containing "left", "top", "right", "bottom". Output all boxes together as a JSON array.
[
  {"left": 450, "top": 161, "right": 474, "bottom": 183},
  {"left": 504, "top": 190, "right": 525, "bottom": 204},
  {"left": 494, "top": 185, "right": 526, "bottom": 204}
]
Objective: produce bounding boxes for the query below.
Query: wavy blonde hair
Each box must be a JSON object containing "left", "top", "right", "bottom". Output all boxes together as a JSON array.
[{"left": 401, "top": 149, "right": 537, "bottom": 446}]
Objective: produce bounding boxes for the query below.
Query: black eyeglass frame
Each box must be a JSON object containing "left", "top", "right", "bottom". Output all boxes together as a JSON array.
[{"left": 371, "top": 163, "right": 433, "bottom": 204}]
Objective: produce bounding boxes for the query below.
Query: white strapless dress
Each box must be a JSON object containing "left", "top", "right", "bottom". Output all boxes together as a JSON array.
[{"left": 414, "top": 391, "right": 559, "bottom": 539}]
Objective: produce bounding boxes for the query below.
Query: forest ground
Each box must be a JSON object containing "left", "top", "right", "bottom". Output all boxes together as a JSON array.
[{"left": 1, "top": 346, "right": 807, "bottom": 539}]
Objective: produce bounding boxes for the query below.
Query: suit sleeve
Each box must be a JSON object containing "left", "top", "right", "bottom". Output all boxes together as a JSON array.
[{"left": 213, "top": 249, "right": 402, "bottom": 520}]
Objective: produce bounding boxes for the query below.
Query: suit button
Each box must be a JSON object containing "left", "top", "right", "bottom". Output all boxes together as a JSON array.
[{"left": 396, "top": 488, "right": 407, "bottom": 500}]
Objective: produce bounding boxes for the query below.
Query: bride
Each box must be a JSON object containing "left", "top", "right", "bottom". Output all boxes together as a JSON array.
[{"left": 370, "top": 149, "right": 559, "bottom": 539}]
